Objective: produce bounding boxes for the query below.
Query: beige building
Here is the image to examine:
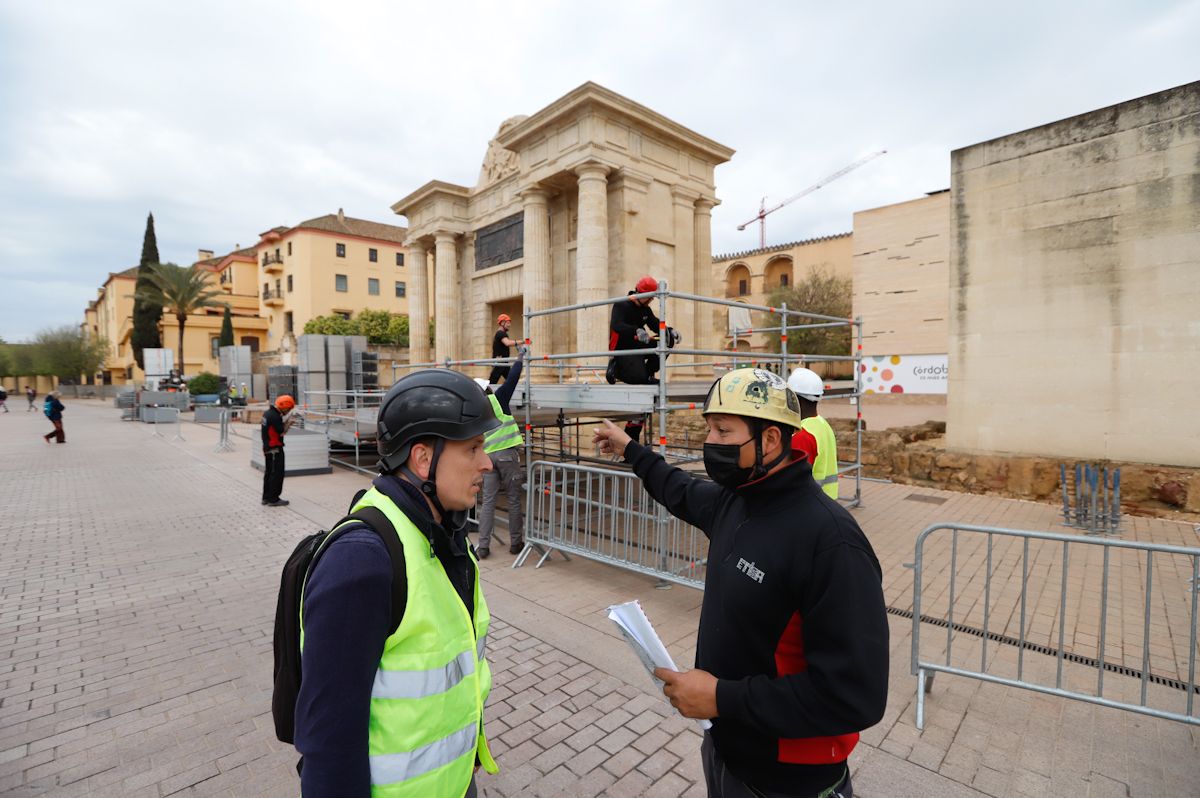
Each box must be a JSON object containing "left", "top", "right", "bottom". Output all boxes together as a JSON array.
[
  {"left": 391, "top": 82, "right": 733, "bottom": 372},
  {"left": 175, "top": 247, "right": 271, "bottom": 376},
  {"left": 712, "top": 233, "right": 853, "bottom": 353},
  {"left": 85, "top": 266, "right": 139, "bottom": 384},
  {"left": 852, "top": 191, "right": 950, "bottom": 358},
  {"left": 251, "top": 211, "right": 410, "bottom": 354},
  {"left": 946, "top": 81, "right": 1200, "bottom": 467}
]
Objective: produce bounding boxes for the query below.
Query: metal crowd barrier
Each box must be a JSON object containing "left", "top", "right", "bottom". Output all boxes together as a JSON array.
[
  {"left": 514, "top": 460, "right": 709, "bottom": 589},
  {"left": 911, "top": 523, "right": 1200, "bottom": 730}
]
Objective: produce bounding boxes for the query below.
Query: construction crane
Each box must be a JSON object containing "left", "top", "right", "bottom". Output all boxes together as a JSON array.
[{"left": 737, "top": 150, "right": 887, "bottom": 248}]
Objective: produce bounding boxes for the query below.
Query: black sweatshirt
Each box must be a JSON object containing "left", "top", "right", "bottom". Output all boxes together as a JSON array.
[
  {"left": 608, "top": 297, "right": 660, "bottom": 351},
  {"left": 624, "top": 441, "right": 889, "bottom": 794}
]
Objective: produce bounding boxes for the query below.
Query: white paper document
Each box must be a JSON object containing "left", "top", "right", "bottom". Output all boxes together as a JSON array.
[{"left": 606, "top": 600, "right": 713, "bottom": 731}]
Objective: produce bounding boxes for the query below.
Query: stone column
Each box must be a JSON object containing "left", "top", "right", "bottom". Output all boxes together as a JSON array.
[
  {"left": 434, "top": 231, "right": 460, "bottom": 364},
  {"left": 694, "top": 197, "right": 718, "bottom": 352},
  {"left": 575, "top": 163, "right": 610, "bottom": 357},
  {"left": 407, "top": 241, "right": 430, "bottom": 366},
  {"left": 520, "top": 187, "right": 551, "bottom": 356},
  {"left": 670, "top": 186, "right": 700, "bottom": 355}
]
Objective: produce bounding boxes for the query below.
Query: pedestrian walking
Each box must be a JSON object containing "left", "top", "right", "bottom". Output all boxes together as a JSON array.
[
  {"left": 25, "top": 385, "right": 36, "bottom": 411},
  {"left": 261, "top": 394, "right": 296, "bottom": 506},
  {"left": 293, "top": 368, "right": 501, "bottom": 797},
  {"left": 593, "top": 368, "right": 888, "bottom": 798},
  {"left": 0, "top": 386, "right": 8, "bottom": 413},
  {"left": 474, "top": 351, "right": 526, "bottom": 558},
  {"left": 42, "top": 391, "right": 66, "bottom": 444}
]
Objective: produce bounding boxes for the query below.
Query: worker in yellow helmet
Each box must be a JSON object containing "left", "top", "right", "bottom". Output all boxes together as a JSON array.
[
  {"left": 592, "top": 368, "right": 886, "bottom": 798},
  {"left": 787, "top": 367, "right": 839, "bottom": 500}
]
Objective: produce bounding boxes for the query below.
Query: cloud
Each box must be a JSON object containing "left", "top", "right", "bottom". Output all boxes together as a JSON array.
[{"left": 0, "top": 0, "right": 1195, "bottom": 341}]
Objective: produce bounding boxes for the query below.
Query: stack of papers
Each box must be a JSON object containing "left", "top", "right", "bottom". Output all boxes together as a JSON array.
[{"left": 607, "top": 600, "right": 712, "bottom": 731}]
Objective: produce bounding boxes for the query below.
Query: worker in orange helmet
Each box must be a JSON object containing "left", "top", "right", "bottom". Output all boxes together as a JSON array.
[
  {"left": 488, "top": 313, "right": 518, "bottom": 385},
  {"left": 262, "top": 394, "right": 297, "bottom": 506}
]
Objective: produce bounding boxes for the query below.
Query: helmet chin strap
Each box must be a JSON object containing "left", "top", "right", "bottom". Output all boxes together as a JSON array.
[
  {"left": 749, "top": 420, "right": 789, "bottom": 481},
  {"left": 400, "top": 439, "right": 468, "bottom": 534}
]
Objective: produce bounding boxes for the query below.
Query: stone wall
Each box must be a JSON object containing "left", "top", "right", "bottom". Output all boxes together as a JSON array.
[{"left": 947, "top": 81, "right": 1200, "bottom": 467}]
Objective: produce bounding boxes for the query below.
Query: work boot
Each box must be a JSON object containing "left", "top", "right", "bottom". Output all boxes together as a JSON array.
[
  {"left": 477, "top": 547, "right": 490, "bottom": 560},
  {"left": 509, "top": 542, "right": 523, "bottom": 555},
  {"left": 267, "top": 499, "right": 290, "bottom": 507}
]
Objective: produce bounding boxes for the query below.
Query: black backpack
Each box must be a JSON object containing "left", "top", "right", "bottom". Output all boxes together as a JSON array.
[{"left": 271, "top": 494, "right": 407, "bottom": 744}]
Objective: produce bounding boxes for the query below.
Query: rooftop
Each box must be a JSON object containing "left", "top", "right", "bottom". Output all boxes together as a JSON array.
[{"left": 713, "top": 231, "right": 852, "bottom": 262}]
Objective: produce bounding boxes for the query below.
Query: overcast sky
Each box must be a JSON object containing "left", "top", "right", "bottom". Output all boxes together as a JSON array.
[{"left": 0, "top": 0, "right": 1195, "bottom": 342}]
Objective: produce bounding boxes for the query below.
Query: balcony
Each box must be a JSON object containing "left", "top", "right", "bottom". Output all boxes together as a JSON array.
[
  {"left": 262, "top": 254, "right": 284, "bottom": 273},
  {"left": 262, "top": 288, "right": 284, "bottom": 307}
]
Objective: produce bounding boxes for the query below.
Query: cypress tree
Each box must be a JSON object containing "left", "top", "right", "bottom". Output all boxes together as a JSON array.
[
  {"left": 131, "top": 212, "right": 164, "bottom": 368},
  {"left": 218, "top": 304, "right": 235, "bottom": 348}
]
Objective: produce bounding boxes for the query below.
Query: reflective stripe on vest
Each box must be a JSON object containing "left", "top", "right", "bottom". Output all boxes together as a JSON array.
[
  {"left": 299, "top": 488, "right": 498, "bottom": 796},
  {"left": 484, "top": 394, "right": 522, "bottom": 453},
  {"left": 800, "top": 415, "right": 839, "bottom": 500}
]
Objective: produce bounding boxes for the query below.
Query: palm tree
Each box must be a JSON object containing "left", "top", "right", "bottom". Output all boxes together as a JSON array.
[{"left": 131, "top": 262, "right": 224, "bottom": 373}]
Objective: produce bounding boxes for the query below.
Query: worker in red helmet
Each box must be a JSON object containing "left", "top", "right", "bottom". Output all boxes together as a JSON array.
[
  {"left": 488, "top": 313, "right": 518, "bottom": 385},
  {"left": 606, "top": 276, "right": 673, "bottom": 443},
  {"left": 261, "top": 394, "right": 297, "bottom": 506}
]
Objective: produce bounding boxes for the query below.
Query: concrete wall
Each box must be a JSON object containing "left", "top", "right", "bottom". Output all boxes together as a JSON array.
[
  {"left": 853, "top": 192, "right": 950, "bottom": 357},
  {"left": 947, "top": 81, "right": 1200, "bottom": 467}
]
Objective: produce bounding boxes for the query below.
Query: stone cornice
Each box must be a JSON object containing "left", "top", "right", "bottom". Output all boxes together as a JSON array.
[
  {"left": 497, "top": 81, "right": 735, "bottom": 164},
  {"left": 390, "top": 180, "right": 472, "bottom": 216}
]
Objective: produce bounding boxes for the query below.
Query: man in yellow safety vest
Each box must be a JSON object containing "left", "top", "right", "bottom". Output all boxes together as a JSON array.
[
  {"left": 787, "top": 367, "right": 839, "bottom": 500},
  {"left": 295, "top": 369, "right": 501, "bottom": 797}
]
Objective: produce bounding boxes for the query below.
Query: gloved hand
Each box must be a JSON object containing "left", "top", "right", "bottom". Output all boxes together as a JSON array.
[
  {"left": 635, "top": 328, "right": 652, "bottom": 344},
  {"left": 517, "top": 343, "right": 530, "bottom": 359}
]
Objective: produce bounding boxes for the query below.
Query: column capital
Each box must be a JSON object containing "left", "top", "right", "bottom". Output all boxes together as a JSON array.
[
  {"left": 670, "top": 184, "right": 703, "bottom": 206},
  {"left": 574, "top": 161, "right": 611, "bottom": 181},
  {"left": 432, "top": 229, "right": 460, "bottom": 244},
  {"left": 694, "top": 196, "right": 719, "bottom": 213},
  {"left": 405, "top": 238, "right": 427, "bottom": 254},
  {"left": 609, "top": 167, "right": 653, "bottom": 193},
  {"left": 518, "top": 185, "right": 551, "bottom": 205}
]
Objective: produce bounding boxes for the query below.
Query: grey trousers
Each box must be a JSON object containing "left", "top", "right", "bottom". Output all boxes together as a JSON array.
[
  {"left": 478, "top": 447, "right": 523, "bottom": 551},
  {"left": 701, "top": 734, "right": 852, "bottom": 798}
]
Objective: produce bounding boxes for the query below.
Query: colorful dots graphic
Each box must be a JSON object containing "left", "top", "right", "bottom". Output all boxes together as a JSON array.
[
  {"left": 881, "top": 369, "right": 893, "bottom": 381},
  {"left": 890, "top": 355, "right": 901, "bottom": 365},
  {"left": 891, "top": 385, "right": 904, "bottom": 393}
]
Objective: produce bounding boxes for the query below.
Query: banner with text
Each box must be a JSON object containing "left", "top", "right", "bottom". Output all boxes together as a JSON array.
[{"left": 861, "top": 354, "right": 947, "bottom": 394}]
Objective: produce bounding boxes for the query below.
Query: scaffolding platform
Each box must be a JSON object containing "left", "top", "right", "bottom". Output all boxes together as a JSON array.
[
  {"left": 510, "top": 380, "right": 711, "bottom": 415},
  {"left": 302, "top": 406, "right": 378, "bottom": 445}
]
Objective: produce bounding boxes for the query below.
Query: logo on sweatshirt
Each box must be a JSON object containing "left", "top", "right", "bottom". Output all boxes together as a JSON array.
[{"left": 736, "top": 557, "right": 765, "bottom": 584}]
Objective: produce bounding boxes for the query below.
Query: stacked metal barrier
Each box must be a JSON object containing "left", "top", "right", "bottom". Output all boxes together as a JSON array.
[{"left": 1060, "top": 463, "right": 1122, "bottom": 535}]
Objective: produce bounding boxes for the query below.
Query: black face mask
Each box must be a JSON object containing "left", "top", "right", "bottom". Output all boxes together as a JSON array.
[{"left": 703, "top": 439, "right": 755, "bottom": 488}]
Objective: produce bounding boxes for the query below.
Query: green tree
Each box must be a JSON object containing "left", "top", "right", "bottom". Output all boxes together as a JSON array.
[
  {"left": 0, "top": 338, "right": 12, "bottom": 376},
  {"left": 303, "top": 314, "right": 359, "bottom": 336},
  {"left": 355, "top": 309, "right": 394, "bottom": 344},
  {"left": 31, "top": 327, "right": 109, "bottom": 381},
  {"left": 132, "top": 262, "right": 224, "bottom": 373},
  {"left": 762, "top": 268, "right": 853, "bottom": 358},
  {"left": 218, "top": 304, "right": 235, "bottom": 348},
  {"left": 387, "top": 314, "right": 410, "bottom": 347},
  {"left": 131, "top": 212, "right": 163, "bottom": 369}
]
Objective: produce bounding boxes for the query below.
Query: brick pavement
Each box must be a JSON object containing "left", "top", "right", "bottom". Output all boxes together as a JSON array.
[{"left": 1, "top": 401, "right": 1198, "bottom": 797}]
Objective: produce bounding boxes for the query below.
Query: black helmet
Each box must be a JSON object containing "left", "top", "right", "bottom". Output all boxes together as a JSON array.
[{"left": 377, "top": 369, "right": 500, "bottom": 473}]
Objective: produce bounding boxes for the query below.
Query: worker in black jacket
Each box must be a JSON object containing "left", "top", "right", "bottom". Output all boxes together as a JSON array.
[
  {"left": 594, "top": 368, "right": 888, "bottom": 798},
  {"left": 261, "top": 394, "right": 296, "bottom": 506},
  {"left": 607, "top": 275, "right": 663, "bottom": 386}
]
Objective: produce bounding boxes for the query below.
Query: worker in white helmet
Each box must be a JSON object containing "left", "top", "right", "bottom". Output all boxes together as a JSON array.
[{"left": 787, "top": 367, "right": 839, "bottom": 499}]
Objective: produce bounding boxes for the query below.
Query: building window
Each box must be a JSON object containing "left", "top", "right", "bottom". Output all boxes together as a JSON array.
[
  {"left": 395, "top": 281, "right": 406, "bottom": 298},
  {"left": 396, "top": 252, "right": 405, "bottom": 267},
  {"left": 241, "top": 336, "right": 259, "bottom": 353},
  {"left": 738, "top": 279, "right": 748, "bottom": 296},
  {"left": 336, "top": 311, "right": 351, "bottom": 321},
  {"left": 336, "top": 243, "right": 346, "bottom": 258},
  {"left": 263, "top": 281, "right": 269, "bottom": 297},
  {"left": 285, "top": 311, "right": 293, "bottom": 333},
  {"left": 369, "top": 248, "right": 378, "bottom": 263},
  {"left": 210, "top": 337, "right": 220, "bottom": 359},
  {"left": 780, "top": 273, "right": 789, "bottom": 288},
  {"left": 275, "top": 278, "right": 281, "bottom": 295},
  {"left": 335, "top": 274, "right": 348, "bottom": 292},
  {"left": 287, "top": 241, "right": 292, "bottom": 256},
  {"left": 274, "top": 247, "right": 280, "bottom": 261},
  {"left": 287, "top": 274, "right": 293, "bottom": 292},
  {"left": 368, "top": 278, "right": 380, "bottom": 296}
]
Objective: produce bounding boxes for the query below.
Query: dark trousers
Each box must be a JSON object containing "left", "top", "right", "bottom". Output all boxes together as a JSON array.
[
  {"left": 701, "top": 734, "right": 852, "bottom": 798},
  {"left": 43, "top": 420, "right": 65, "bottom": 443},
  {"left": 478, "top": 448, "right": 524, "bottom": 552},
  {"left": 263, "top": 449, "right": 285, "bottom": 502},
  {"left": 487, "top": 365, "right": 511, "bottom": 385}
]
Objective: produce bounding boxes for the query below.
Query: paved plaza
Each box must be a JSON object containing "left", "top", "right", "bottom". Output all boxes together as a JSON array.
[{"left": 1, "top": 401, "right": 1198, "bottom": 797}]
